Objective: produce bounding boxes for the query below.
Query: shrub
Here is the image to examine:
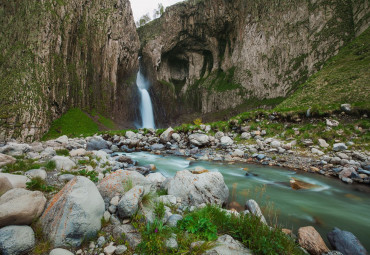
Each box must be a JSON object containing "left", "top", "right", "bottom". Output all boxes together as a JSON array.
[
  {"left": 45, "top": 160, "right": 56, "bottom": 171},
  {"left": 56, "top": 149, "right": 70, "bottom": 156},
  {"left": 26, "top": 177, "right": 55, "bottom": 192}
]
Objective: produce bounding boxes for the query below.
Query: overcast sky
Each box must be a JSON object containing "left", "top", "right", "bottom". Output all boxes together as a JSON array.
[{"left": 130, "top": 0, "right": 183, "bottom": 21}]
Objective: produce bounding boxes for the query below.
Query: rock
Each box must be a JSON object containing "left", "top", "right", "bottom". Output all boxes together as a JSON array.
[
  {"left": 146, "top": 172, "right": 166, "bottom": 186},
  {"left": 167, "top": 170, "right": 229, "bottom": 206},
  {"left": 290, "top": 178, "right": 319, "bottom": 190},
  {"left": 298, "top": 226, "right": 329, "bottom": 255},
  {"left": 0, "top": 153, "right": 16, "bottom": 167},
  {"left": 0, "top": 177, "right": 12, "bottom": 196},
  {"left": 166, "top": 214, "right": 183, "bottom": 227},
  {"left": 323, "top": 252, "right": 344, "bottom": 255},
  {"left": 215, "top": 131, "right": 224, "bottom": 140},
  {"left": 191, "top": 166, "right": 209, "bottom": 174},
  {"left": 318, "top": 139, "right": 329, "bottom": 148},
  {"left": 40, "top": 176, "right": 105, "bottom": 247},
  {"left": 115, "top": 245, "right": 128, "bottom": 254},
  {"left": 241, "top": 132, "right": 251, "bottom": 140},
  {"left": 341, "top": 104, "right": 351, "bottom": 112},
  {"left": 256, "top": 154, "right": 265, "bottom": 160},
  {"left": 245, "top": 199, "right": 267, "bottom": 224},
  {"left": 157, "top": 195, "right": 177, "bottom": 205},
  {"left": 189, "top": 134, "right": 210, "bottom": 146},
  {"left": 25, "top": 169, "right": 47, "bottom": 180},
  {"left": 327, "top": 228, "right": 367, "bottom": 255},
  {"left": 311, "top": 148, "right": 324, "bottom": 156},
  {"left": 58, "top": 174, "right": 75, "bottom": 182},
  {"left": 172, "top": 133, "right": 181, "bottom": 142},
  {"left": 160, "top": 127, "right": 174, "bottom": 143},
  {"left": 0, "top": 225, "right": 35, "bottom": 255},
  {"left": 117, "top": 156, "right": 133, "bottom": 164},
  {"left": 333, "top": 143, "right": 348, "bottom": 152},
  {"left": 113, "top": 224, "right": 142, "bottom": 248},
  {"left": 271, "top": 141, "right": 281, "bottom": 148},
  {"left": 165, "top": 234, "right": 178, "bottom": 249},
  {"left": 104, "top": 243, "right": 116, "bottom": 255},
  {"left": 331, "top": 157, "right": 342, "bottom": 164},
  {"left": 150, "top": 143, "right": 165, "bottom": 150},
  {"left": 49, "top": 248, "right": 74, "bottom": 255},
  {"left": 326, "top": 119, "right": 339, "bottom": 127},
  {"left": 56, "top": 135, "right": 69, "bottom": 144},
  {"left": 220, "top": 136, "right": 234, "bottom": 146},
  {"left": 0, "top": 143, "right": 31, "bottom": 156},
  {"left": 232, "top": 149, "right": 244, "bottom": 157},
  {"left": 204, "top": 234, "right": 252, "bottom": 255},
  {"left": 69, "top": 148, "right": 87, "bottom": 157},
  {"left": 51, "top": 156, "right": 76, "bottom": 171},
  {"left": 117, "top": 185, "right": 144, "bottom": 219},
  {"left": 339, "top": 167, "right": 356, "bottom": 179},
  {"left": 86, "top": 136, "right": 109, "bottom": 151},
  {"left": 352, "top": 152, "right": 367, "bottom": 161},
  {"left": 97, "top": 236, "right": 106, "bottom": 247},
  {"left": 0, "top": 188, "right": 46, "bottom": 227},
  {"left": 125, "top": 131, "right": 136, "bottom": 139},
  {"left": 97, "top": 170, "right": 151, "bottom": 202},
  {"left": 0, "top": 173, "right": 29, "bottom": 188}
]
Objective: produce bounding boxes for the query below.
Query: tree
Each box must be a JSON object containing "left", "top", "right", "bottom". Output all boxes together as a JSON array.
[
  {"left": 136, "top": 13, "right": 151, "bottom": 27},
  {"left": 153, "top": 3, "right": 165, "bottom": 19}
]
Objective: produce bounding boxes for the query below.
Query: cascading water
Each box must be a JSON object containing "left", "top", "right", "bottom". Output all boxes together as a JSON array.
[{"left": 136, "top": 61, "right": 155, "bottom": 129}]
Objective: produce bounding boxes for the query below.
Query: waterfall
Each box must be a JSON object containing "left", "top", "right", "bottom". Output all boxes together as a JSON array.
[{"left": 136, "top": 64, "right": 155, "bottom": 129}]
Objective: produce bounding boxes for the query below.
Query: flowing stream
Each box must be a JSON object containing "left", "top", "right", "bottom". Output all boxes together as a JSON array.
[
  {"left": 136, "top": 64, "right": 155, "bottom": 129},
  {"left": 128, "top": 151, "right": 370, "bottom": 250}
]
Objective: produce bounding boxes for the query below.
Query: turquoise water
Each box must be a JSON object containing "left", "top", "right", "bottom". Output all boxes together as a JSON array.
[{"left": 128, "top": 152, "right": 370, "bottom": 250}]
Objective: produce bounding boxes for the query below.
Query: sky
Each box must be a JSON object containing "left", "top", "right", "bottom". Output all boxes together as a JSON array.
[{"left": 130, "top": 0, "right": 183, "bottom": 21}]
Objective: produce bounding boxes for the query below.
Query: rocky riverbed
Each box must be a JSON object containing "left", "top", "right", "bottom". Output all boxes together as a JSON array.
[{"left": 0, "top": 123, "right": 369, "bottom": 254}]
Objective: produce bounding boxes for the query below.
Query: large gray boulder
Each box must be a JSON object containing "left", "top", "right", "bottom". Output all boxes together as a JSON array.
[
  {"left": 0, "top": 153, "right": 16, "bottom": 167},
  {"left": 189, "top": 134, "right": 210, "bottom": 146},
  {"left": 40, "top": 176, "right": 105, "bottom": 247},
  {"left": 51, "top": 156, "right": 76, "bottom": 171},
  {"left": 167, "top": 170, "right": 229, "bottom": 206},
  {"left": 0, "top": 173, "right": 29, "bottom": 188},
  {"left": 86, "top": 136, "right": 109, "bottom": 151},
  {"left": 97, "top": 170, "right": 151, "bottom": 202},
  {"left": 327, "top": 228, "right": 367, "bottom": 255},
  {"left": 160, "top": 127, "right": 174, "bottom": 143},
  {"left": 0, "top": 143, "right": 31, "bottom": 156},
  {"left": 220, "top": 136, "right": 234, "bottom": 146},
  {"left": 204, "top": 235, "right": 252, "bottom": 255},
  {"left": 117, "top": 185, "right": 144, "bottom": 219},
  {"left": 0, "top": 225, "right": 35, "bottom": 255},
  {"left": 0, "top": 177, "right": 12, "bottom": 196},
  {"left": 0, "top": 188, "right": 46, "bottom": 228}
]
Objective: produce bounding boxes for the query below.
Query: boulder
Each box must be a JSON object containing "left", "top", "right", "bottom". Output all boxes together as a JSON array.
[
  {"left": 326, "top": 119, "right": 339, "bottom": 127},
  {"left": 40, "top": 176, "right": 105, "bottom": 247},
  {"left": 215, "top": 131, "right": 224, "bottom": 140},
  {"left": 270, "top": 141, "right": 281, "bottom": 148},
  {"left": 232, "top": 149, "right": 244, "bottom": 157},
  {"left": 204, "top": 234, "right": 252, "bottom": 255},
  {"left": 160, "top": 127, "right": 174, "bottom": 143},
  {"left": 327, "top": 227, "right": 367, "bottom": 255},
  {"left": 51, "top": 156, "right": 76, "bottom": 171},
  {"left": 189, "top": 134, "right": 210, "bottom": 146},
  {"left": 97, "top": 170, "right": 151, "bottom": 202},
  {"left": 166, "top": 214, "right": 183, "bottom": 227},
  {"left": 220, "top": 136, "right": 234, "bottom": 146},
  {"left": 167, "top": 170, "right": 229, "bottom": 206},
  {"left": 113, "top": 224, "right": 142, "bottom": 248},
  {"left": 86, "top": 137, "right": 109, "bottom": 151},
  {"left": 333, "top": 143, "right": 348, "bottom": 152},
  {"left": 311, "top": 148, "right": 324, "bottom": 156},
  {"left": 0, "top": 143, "right": 31, "bottom": 156},
  {"left": 318, "top": 139, "right": 329, "bottom": 148},
  {"left": 245, "top": 199, "right": 267, "bottom": 224},
  {"left": 117, "top": 185, "right": 144, "bottom": 219},
  {"left": 290, "top": 178, "right": 319, "bottom": 190},
  {"left": 125, "top": 131, "right": 136, "bottom": 139},
  {"left": 339, "top": 167, "right": 356, "bottom": 179},
  {"left": 172, "top": 133, "right": 181, "bottom": 142},
  {"left": 0, "top": 177, "right": 12, "bottom": 195},
  {"left": 0, "top": 173, "right": 29, "bottom": 188},
  {"left": 0, "top": 153, "right": 16, "bottom": 167},
  {"left": 49, "top": 248, "right": 74, "bottom": 255},
  {"left": 0, "top": 225, "right": 35, "bottom": 255},
  {"left": 25, "top": 169, "right": 47, "bottom": 180},
  {"left": 0, "top": 188, "right": 46, "bottom": 228},
  {"left": 298, "top": 226, "right": 329, "bottom": 255},
  {"left": 56, "top": 135, "right": 69, "bottom": 144},
  {"left": 117, "top": 156, "right": 133, "bottom": 164},
  {"left": 241, "top": 132, "right": 251, "bottom": 140},
  {"left": 146, "top": 172, "right": 166, "bottom": 186},
  {"left": 150, "top": 143, "right": 165, "bottom": 151},
  {"left": 69, "top": 148, "right": 87, "bottom": 157}
]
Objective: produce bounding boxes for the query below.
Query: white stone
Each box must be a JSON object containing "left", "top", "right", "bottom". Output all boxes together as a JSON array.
[
  {"left": 220, "top": 136, "right": 234, "bottom": 146},
  {"left": 51, "top": 156, "right": 76, "bottom": 171},
  {"left": 56, "top": 135, "right": 69, "bottom": 144},
  {"left": 69, "top": 148, "right": 87, "bottom": 157}
]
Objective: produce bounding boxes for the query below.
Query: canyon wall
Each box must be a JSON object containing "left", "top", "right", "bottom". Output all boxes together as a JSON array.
[
  {"left": 139, "top": 0, "right": 370, "bottom": 126},
  {"left": 0, "top": 0, "right": 140, "bottom": 141}
]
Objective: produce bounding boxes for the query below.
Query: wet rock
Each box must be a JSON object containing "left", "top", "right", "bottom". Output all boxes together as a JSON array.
[
  {"left": 117, "top": 156, "right": 133, "bottom": 164},
  {"left": 113, "top": 224, "right": 142, "bottom": 248},
  {"left": 245, "top": 199, "right": 267, "bottom": 224},
  {"left": 160, "top": 127, "right": 174, "bottom": 143},
  {"left": 40, "top": 176, "right": 105, "bottom": 247},
  {"left": 189, "top": 134, "right": 210, "bottom": 146},
  {"left": 333, "top": 143, "right": 348, "bottom": 152},
  {"left": 298, "top": 226, "right": 329, "bottom": 255},
  {"left": 0, "top": 188, "right": 46, "bottom": 227},
  {"left": 0, "top": 153, "right": 16, "bottom": 167},
  {"left": 167, "top": 170, "right": 229, "bottom": 207},
  {"left": 117, "top": 185, "right": 144, "bottom": 219},
  {"left": 290, "top": 178, "right": 319, "bottom": 190},
  {"left": 339, "top": 167, "right": 356, "bottom": 179},
  {"left": 49, "top": 248, "right": 74, "bottom": 255},
  {"left": 86, "top": 136, "right": 109, "bottom": 151},
  {"left": 327, "top": 227, "right": 368, "bottom": 255},
  {"left": 204, "top": 234, "right": 252, "bottom": 255},
  {"left": 51, "top": 156, "right": 76, "bottom": 171},
  {"left": 0, "top": 225, "right": 35, "bottom": 255}
]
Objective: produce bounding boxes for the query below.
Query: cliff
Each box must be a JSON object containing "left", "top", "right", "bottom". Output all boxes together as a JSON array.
[
  {"left": 139, "top": 0, "right": 370, "bottom": 126},
  {"left": 0, "top": 0, "right": 140, "bottom": 141}
]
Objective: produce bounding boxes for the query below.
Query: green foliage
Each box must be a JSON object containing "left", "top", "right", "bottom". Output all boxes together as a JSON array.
[
  {"left": 179, "top": 215, "right": 218, "bottom": 241},
  {"left": 123, "top": 178, "right": 133, "bottom": 192},
  {"left": 137, "top": 219, "right": 171, "bottom": 254},
  {"left": 42, "top": 108, "right": 99, "bottom": 140},
  {"left": 45, "top": 160, "right": 56, "bottom": 171},
  {"left": 56, "top": 149, "right": 69, "bottom": 156},
  {"left": 26, "top": 177, "right": 55, "bottom": 192},
  {"left": 3, "top": 158, "right": 42, "bottom": 173},
  {"left": 142, "top": 192, "right": 156, "bottom": 206},
  {"left": 154, "top": 202, "right": 166, "bottom": 219},
  {"left": 60, "top": 169, "right": 99, "bottom": 182}
]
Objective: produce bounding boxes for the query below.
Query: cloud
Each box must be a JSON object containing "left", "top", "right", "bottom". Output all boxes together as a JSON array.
[{"left": 130, "top": 0, "right": 183, "bottom": 21}]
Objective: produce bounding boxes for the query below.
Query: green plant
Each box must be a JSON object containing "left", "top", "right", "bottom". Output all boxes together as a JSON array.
[
  {"left": 154, "top": 201, "right": 166, "bottom": 219},
  {"left": 136, "top": 219, "right": 171, "bottom": 254},
  {"left": 44, "top": 160, "right": 56, "bottom": 171},
  {"left": 55, "top": 149, "right": 69, "bottom": 156},
  {"left": 179, "top": 216, "right": 218, "bottom": 241},
  {"left": 123, "top": 178, "right": 133, "bottom": 192},
  {"left": 31, "top": 220, "right": 51, "bottom": 255},
  {"left": 3, "top": 158, "right": 41, "bottom": 173},
  {"left": 142, "top": 192, "right": 156, "bottom": 206},
  {"left": 60, "top": 169, "right": 99, "bottom": 182},
  {"left": 26, "top": 177, "right": 54, "bottom": 192}
]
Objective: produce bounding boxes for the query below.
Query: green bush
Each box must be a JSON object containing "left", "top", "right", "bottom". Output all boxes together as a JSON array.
[
  {"left": 56, "top": 149, "right": 69, "bottom": 156},
  {"left": 26, "top": 177, "right": 54, "bottom": 192}
]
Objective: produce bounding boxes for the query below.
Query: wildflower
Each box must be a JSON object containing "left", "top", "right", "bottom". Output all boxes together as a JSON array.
[{"left": 155, "top": 228, "right": 158, "bottom": 233}]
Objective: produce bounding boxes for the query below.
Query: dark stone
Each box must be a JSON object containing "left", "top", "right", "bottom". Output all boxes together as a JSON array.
[
  {"left": 117, "top": 156, "right": 133, "bottom": 164},
  {"left": 150, "top": 144, "right": 165, "bottom": 151},
  {"left": 327, "top": 228, "right": 367, "bottom": 255},
  {"left": 257, "top": 154, "right": 265, "bottom": 160},
  {"left": 86, "top": 137, "right": 109, "bottom": 151}
]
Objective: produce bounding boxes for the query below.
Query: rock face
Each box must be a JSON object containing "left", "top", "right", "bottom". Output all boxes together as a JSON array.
[
  {"left": 139, "top": 0, "right": 369, "bottom": 126},
  {"left": 166, "top": 170, "right": 229, "bottom": 206},
  {"left": 298, "top": 226, "right": 330, "bottom": 255},
  {"left": 327, "top": 228, "right": 368, "bottom": 255},
  {"left": 0, "top": 225, "right": 35, "bottom": 255},
  {"left": 0, "top": 0, "right": 140, "bottom": 141},
  {"left": 0, "top": 188, "right": 46, "bottom": 228},
  {"left": 40, "top": 176, "right": 105, "bottom": 247}
]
